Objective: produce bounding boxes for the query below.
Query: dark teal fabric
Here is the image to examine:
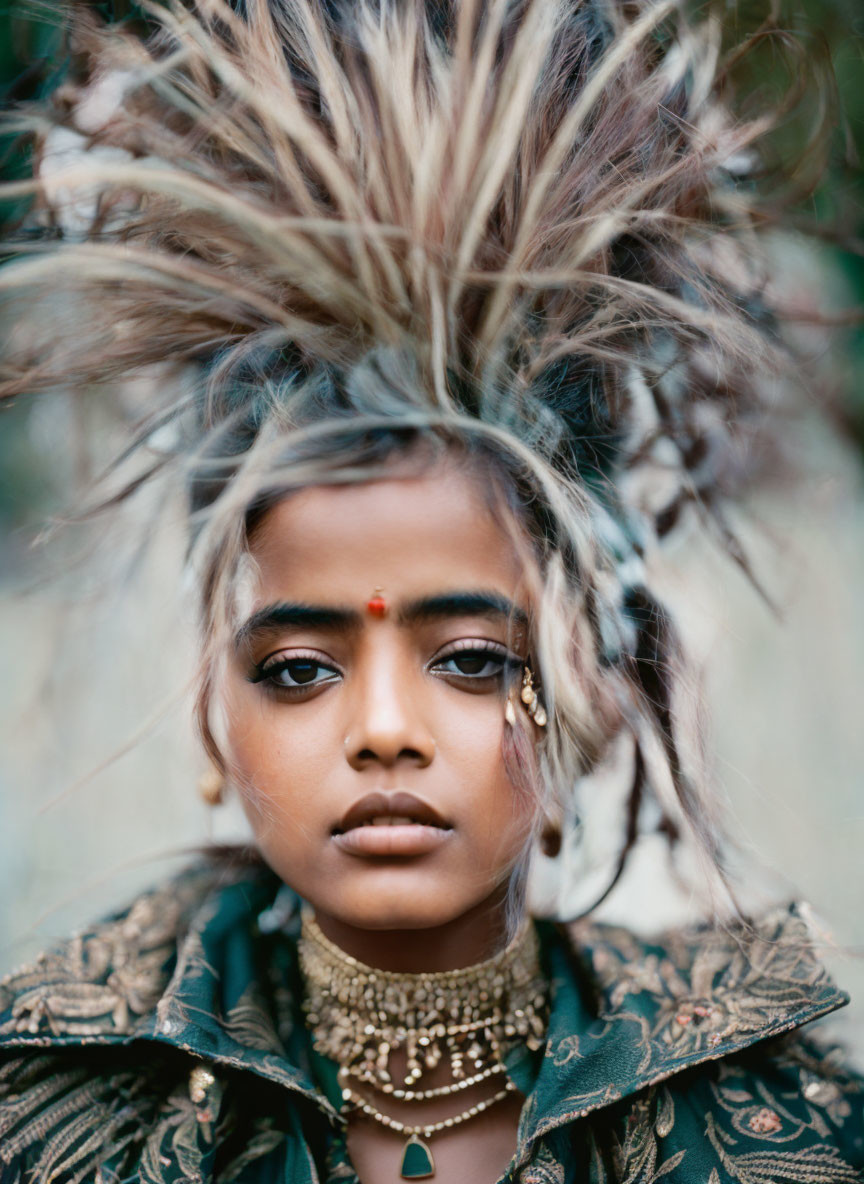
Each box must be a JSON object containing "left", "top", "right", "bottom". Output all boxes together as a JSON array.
[{"left": 0, "top": 859, "right": 861, "bottom": 1183}]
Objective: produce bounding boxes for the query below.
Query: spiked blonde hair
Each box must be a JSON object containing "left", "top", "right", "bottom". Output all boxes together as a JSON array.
[{"left": 1, "top": 0, "right": 803, "bottom": 917}]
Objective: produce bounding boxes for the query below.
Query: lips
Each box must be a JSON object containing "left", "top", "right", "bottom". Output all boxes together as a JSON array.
[
  {"left": 334, "top": 791, "right": 450, "bottom": 834},
  {"left": 331, "top": 791, "right": 453, "bottom": 858}
]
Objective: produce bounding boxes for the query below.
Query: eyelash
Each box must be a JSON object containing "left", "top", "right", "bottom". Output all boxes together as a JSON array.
[
  {"left": 247, "top": 641, "right": 521, "bottom": 697},
  {"left": 248, "top": 649, "right": 341, "bottom": 695},
  {"left": 429, "top": 640, "right": 520, "bottom": 682}
]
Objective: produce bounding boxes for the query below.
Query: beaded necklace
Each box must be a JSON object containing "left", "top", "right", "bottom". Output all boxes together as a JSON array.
[{"left": 298, "top": 911, "right": 548, "bottom": 1179}]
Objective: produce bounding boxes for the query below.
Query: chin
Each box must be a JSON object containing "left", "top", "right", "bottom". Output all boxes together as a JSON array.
[
  {"left": 326, "top": 873, "right": 482, "bottom": 932},
  {"left": 340, "top": 901, "right": 461, "bottom": 931}
]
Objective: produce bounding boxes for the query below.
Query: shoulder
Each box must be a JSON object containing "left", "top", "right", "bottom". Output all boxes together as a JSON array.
[
  {"left": 0, "top": 1040, "right": 218, "bottom": 1183},
  {"left": 595, "top": 1031, "right": 864, "bottom": 1183},
  {"left": 0, "top": 860, "right": 224, "bottom": 1044},
  {"left": 566, "top": 902, "right": 852, "bottom": 1060},
  {"left": 557, "top": 905, "right": 864, "bottom": 1180},
  {"left": 0, "top": 854, "right": 292, "bottom": 1183}
]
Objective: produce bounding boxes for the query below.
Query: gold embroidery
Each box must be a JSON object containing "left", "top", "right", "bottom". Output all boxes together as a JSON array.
[
  {"left": 219, "top": 1125, "right": 292, "bottom": 1178},
  {"left": 548, "top": 1034, "right": 580, "bottom": 1067},
  {"left": 654, "top": 1088, "right": 674, "bottom": 1138},
  {"left": 0, "top": 874, "right": 215, "bottom": 1039},
  {"left": 0, "top": 1052, "right": 148, "bottom": 1175},
  {"left": 705, "top": 1112, "right": 861, "bottom": 1183},
  {"left": 222, "top": 984, "right": 287, "bottom": 1054},
  {"left": 612, "top": 1091, "right": 687, "bottom": 1183},
  {"left": 517, "top": 1142, "right": 567, "bottom": 1183},
  {"left": 782, "top": 1039, "right": 856, "bottom": 1127},
  {"left": 0, "top": 866, "right": 859, "bottom": 1183},
  {"left": 570, "top": 907, "right": 840, "bottom": 1059}
]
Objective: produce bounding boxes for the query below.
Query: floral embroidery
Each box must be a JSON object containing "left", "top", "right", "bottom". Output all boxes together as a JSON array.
[
  {"left": 705, "top": 1112, "right": 861, "bottom": 1183},
  {"left": 612, "top": 1092, "right": 687, "bottom": 1182},
  {"left": 0, "top": 867, "right": 218, "bottom": 1040},
  {"left": 746, "top": 1107, "right": 782, "bottom": 1134},
  {"left": 517, "top": 1141, "right": 567, "bottom": 1183},
  {"left": 569, "top": 907, "right": 846, "bottom": 1061},
  {"left": 0, "top": 863, "right": 860, "bottom": 1184},
  {"left": 222, "top": 984, "right": 287, "bottom": 1054},
  {"left": 548, "top": 1034, "right": 580, "bottom": 1066}
]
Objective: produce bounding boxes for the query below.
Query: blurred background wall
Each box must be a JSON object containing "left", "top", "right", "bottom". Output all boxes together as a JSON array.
[{"left": 1, "top": 0, "right": 863, "bottom": 1066}]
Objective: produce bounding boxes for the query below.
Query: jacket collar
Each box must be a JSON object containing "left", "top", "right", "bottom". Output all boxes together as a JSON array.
[
  {"left": 0, "top": 862, "right": 332, "bottom": 1112},
  {"left": 0, "top": 859, "right": 848, "bottom": 1140},
  {"left": 516, "top": 906, "right": 848, "bottom": 1152}
]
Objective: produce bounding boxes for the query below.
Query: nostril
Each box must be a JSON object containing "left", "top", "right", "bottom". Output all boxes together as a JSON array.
[{"left": 349, "top": 746, "right": 429, "bottom": 764}]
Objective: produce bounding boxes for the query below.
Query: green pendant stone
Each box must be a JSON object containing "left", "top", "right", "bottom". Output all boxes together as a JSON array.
[{"left": 400, "top": 1135, "right": 435, "bottom": 1179}]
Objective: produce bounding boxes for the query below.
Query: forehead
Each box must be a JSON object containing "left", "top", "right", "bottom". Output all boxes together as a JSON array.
[{"left": 247, "top": 462, "right": 524, "bottom": 604}]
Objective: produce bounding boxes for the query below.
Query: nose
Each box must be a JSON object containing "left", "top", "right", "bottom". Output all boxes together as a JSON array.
[{"left": 344, "top": 644, "right": 436, "bottom": 771}]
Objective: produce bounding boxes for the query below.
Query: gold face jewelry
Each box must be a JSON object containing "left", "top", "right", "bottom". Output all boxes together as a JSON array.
[
  {"left": 519, "top": 665, "right": 547, "bottom": 726},
  {"left": 505, "top": 665, "right": 547, "bottom": 728},
  {"left": 298, "top": 911, "right": 548, "bottom": 1179}
]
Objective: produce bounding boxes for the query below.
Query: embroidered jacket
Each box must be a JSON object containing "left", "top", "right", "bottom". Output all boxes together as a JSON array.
[{"left": 0, "top": 860, "right": 861, "bottom": 1183}]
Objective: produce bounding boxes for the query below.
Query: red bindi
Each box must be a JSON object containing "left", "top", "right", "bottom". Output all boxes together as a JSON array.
[{"left": 366, "top": 589, "right": 388, "bottom": 618}]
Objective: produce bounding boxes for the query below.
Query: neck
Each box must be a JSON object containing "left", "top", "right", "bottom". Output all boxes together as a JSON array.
[
  {"left": 312, "top": 888, "right": 513, "bottom": 972},
  {"left": 298, "top": 898, "right": 548, "bottom": 1100}
]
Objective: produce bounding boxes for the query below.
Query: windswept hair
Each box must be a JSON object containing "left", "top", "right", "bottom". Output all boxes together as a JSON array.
[{"left": 0, "top": 0, "right": 817, "bottom": 917}]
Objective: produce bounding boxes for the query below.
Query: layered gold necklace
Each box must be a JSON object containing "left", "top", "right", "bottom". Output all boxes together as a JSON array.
[{"left": 298, "top": 911, "right": 548, "bottom": 1180}]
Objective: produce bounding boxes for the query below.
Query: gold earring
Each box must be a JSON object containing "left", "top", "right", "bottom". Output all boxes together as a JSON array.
[
  {"left": 520, "top": 666, "right": 547, "bottom": 728},
  {"left": 198, "top": 767, "right": 225, "bottom": 807},
  {"left": 504, "top": 696, "right": 517, "bottom": 726}
]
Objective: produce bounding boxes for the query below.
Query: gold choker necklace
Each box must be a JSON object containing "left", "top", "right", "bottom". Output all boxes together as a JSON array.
[{"left": 298, "top": 912, "right": 548, "bottom": 1180}]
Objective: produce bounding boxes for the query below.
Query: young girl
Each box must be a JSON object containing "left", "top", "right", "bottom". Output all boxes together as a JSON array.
[{"left": 0, "top": 1, "right": 861, "bottom": 1181}]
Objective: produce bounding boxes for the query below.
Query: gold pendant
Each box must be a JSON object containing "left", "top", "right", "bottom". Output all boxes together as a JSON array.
[{"left": 400, "top": 1134, "right": 435, "bottom": 1179}]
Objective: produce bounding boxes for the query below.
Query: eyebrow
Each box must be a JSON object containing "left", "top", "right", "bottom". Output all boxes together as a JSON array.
[
  {"left": 397, "top": 592, "right": 526, "bottom": 628},
  {"left": 235, "top": 602, "right": 360, "bottom": 648},
  {"left": 235, "top": 590, "right": 526, "bottom": 649}
]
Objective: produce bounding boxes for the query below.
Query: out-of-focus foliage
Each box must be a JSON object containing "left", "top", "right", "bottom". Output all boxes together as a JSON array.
[
  {"left": 740, "top": 0, "right": 864, "bottom": 443},
  {"left": 0, "top": 2, "right": 63, "bottom": 228},
  {"left": 0, "top": 3, "right": 62, "bottom": 102},
  {"left": 798, "top": 0, "right": 864, "bottom": 444}
]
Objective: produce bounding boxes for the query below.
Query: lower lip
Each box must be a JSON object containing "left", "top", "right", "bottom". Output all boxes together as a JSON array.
[{"left": 332, "top": 825, "right": 453, "bottom": 857}]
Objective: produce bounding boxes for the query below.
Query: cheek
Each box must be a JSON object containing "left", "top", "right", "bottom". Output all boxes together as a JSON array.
[
  {"left": 438, "top": 694, "right": 506, "bottom": 769},
  {"left": 220, "top": 682, "right": 332, "bottom": 813},
  {"left": 439, "top": 699, "right": 532, "bottom": 834}
]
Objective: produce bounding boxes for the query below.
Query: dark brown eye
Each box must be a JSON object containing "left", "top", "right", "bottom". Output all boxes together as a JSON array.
[
  {"left": 433, "top": 648, "right": 509, "bottom": 679},
  {"left": 280, "top": 659, "right": 320, "bottom": 685},
  {"left": 453, "top": 653, "right": 492, "bottom": 675},
  {"left": 249, "top": 656, "right": 341, "bottom": 690}
]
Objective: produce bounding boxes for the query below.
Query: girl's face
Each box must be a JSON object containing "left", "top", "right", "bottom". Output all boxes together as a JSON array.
[{"left": 222, "top": 458, "right": 537, "bottom": 958}]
